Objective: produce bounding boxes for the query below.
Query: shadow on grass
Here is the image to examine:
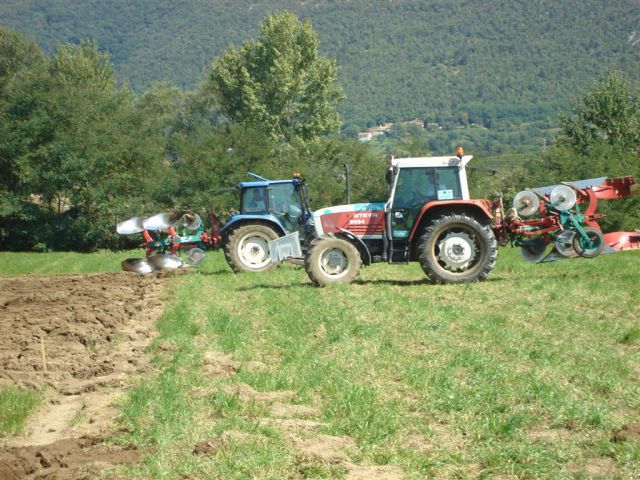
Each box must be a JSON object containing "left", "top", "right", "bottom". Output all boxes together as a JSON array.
[
  {"left": 354, "top": 275, "right": 513, "bottom": 286},
  {"left": 236, "top": 282, "right": 315, "bottom": 291},
  {"left": 353, "top": 278, "right": 430, "bottom": 286},
  {"left": 195, "top": 269, "right": 233, "bottom": 276},
  {"left": 236, "top": 276, "right": 511, "bottom": 290}
]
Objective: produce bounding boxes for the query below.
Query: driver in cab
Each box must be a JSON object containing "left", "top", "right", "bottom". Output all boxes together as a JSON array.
[{"left": 246, "top": 189, "right": 267, "bottom": 212}]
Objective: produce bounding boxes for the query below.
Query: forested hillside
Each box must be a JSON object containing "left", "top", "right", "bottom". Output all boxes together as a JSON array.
[
  {"left": 1, "top": 9, "right": 639, "bottom": 252},
  {"left": 1, "top": 0, "right": 638, "bottom": 130}
]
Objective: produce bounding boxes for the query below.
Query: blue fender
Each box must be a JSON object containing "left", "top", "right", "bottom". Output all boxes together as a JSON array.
[{"left": 220, "top": 214, "right": 288, "bottom": 236}]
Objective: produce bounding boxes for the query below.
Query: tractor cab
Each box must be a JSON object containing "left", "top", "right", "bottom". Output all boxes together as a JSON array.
[
  {"left": 384, "top": 152, "right": 472, "bottom": 261},
  {"left": 238, "top": 178, "right": 310, "bottom": 234}
]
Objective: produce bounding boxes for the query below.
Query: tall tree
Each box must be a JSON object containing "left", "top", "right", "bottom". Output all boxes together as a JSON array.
[
  {"left": 204, "top": 12, "right": 344, "bottom": 143},
  {"left": 0, "top": 29, "right": 50, "bottom": 248},
  {"left": 0, "top": 34, "right": 170, "bottom": 250},
  {"left": 559, "top": 72, "right": 640, "bottom": 155}
]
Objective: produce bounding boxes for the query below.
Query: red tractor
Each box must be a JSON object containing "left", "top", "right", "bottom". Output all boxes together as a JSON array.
[{"left": 294, "top": 148, "right": 639, "bottom": 286}]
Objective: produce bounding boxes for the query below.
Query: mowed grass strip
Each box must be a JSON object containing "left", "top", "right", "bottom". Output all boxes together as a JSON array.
[
  {"left": 115, "top": 248, "right": 640, "bottom": 479},
  {"left": 0, "top": 250, "right": 142, "bottom": 275}
]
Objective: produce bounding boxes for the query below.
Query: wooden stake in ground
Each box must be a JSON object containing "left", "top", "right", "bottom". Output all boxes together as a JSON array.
[{"left": 40, "top": 334, "right": 48, "bottom": 373}]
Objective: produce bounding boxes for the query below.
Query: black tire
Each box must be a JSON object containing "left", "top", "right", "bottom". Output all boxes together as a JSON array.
[
  {"left": 224, "top": 224, "right": 279, "bottom": 273},
  {"left": 305, "top": 236, "right": 362, "bottom": 286},
  {"left": 572, "top": 227, "right": 604, "bottom": 258},
  {"left": 418, "top": 214, "right": 498, "bottom": 284}
]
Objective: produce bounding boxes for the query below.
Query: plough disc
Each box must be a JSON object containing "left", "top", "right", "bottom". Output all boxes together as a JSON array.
[
  {"left": 513, "top": 190, "right": 539, "bottom": 217},
  {"left": 121, "top": 258, "right": 153, "bottom": 274},
  {"left": 116, "top": 217, "right": 145, "bottom": 235},
  {"left": 549, "top": 185, "right": 577, "bottom": 211},
  {"left": 520, "top": 238, "right": 547, "bottom": 263},
  {"left": 147, "top": 254, "right": 184, "bottom": 270}
]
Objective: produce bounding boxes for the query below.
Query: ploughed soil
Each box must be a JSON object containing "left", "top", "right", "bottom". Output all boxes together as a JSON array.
[{"left": 0, "top": 272, "right": 166, "bottom": 479}]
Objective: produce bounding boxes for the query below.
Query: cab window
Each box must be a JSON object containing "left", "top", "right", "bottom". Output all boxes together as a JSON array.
[
  {"left": 241, "top": 187, "right": 268, "bottom": 214},
  {"left": 268, "top": 183, "right": 302, "bottom": 218},
  {"left": 434, "top": 167, "right": 462, "bottom": 200},
  {"left": 392, "top": 167, "right": 462, "bottom": 208},
  {"left": 392, "top": 167, "right": 437, "bottom": 209}
]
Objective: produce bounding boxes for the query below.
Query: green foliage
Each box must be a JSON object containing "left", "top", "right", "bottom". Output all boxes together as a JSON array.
[
  {"left": 0, "top": 31, "right": 171, "bottom": 250},
  {"left": 205, "top": 12, "right": 343, "bottom": 143},
  {"left": 1, "top": 0, "right": 638, "bottom": 138},
  {"left": 560, "top": 72, "right": 640, "bottom": 155},
  {"left": 0, "top": 28, "right": 45, "bottom": 92}
]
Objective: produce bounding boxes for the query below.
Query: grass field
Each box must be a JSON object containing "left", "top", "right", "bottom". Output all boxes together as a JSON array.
[
  {"left": 3, "top": 248, "right": 640, "bottom": 478},
  {"left": 0, "top": 250, "right": 139, "bottom": 275}
]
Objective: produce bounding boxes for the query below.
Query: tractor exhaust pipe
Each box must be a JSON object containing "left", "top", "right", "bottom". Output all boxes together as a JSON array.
[{"left": 344, "top": 163, "right": 351, "bottom": 205}]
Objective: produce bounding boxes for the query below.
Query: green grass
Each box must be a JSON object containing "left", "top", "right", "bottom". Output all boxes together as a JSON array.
[
  {"left": 2, "top": 247, "right": 639, "bottom": 477},
  {"left": 113, "top": 247, "right": 640, "bottom": 479},
  {"left": 0, "top": 387, "right": 42, "bottom": 436},
  {"left": 0, "top": 250, "right": 141, "bottom": 275}
]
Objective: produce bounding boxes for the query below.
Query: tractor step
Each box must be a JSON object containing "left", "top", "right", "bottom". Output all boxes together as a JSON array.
[
  {"left": 284, "top": 257, "right": 305, "bottom": 265},
  {"left": 389, "top": 243, "right": 410, "bottom": 263}
]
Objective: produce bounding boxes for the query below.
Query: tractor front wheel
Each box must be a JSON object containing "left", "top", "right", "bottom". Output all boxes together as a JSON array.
[
  {"left": 418, "top": 214, "right": 497, "bottom": 284},
  {"left": 305, "top": 237, "right": 362, "bottom": 286},
  {"left": 225, "top": 224, "right": 279, "bottom": 273}
]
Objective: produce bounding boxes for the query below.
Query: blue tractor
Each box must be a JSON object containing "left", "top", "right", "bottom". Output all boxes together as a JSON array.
[{"left": 220, "top": 173, "right": 313, "bottom": 272}]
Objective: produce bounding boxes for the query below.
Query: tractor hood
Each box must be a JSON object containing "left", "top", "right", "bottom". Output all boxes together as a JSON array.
[{"left": 313, "top": 202, "right": 386, "bottom": 238}]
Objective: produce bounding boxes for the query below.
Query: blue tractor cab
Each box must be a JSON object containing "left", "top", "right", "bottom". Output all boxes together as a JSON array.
[{"left": 220, "top": 174, "right": 312, "bottom": 272}]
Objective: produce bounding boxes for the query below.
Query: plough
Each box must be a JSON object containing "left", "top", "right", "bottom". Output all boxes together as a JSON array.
[
  {"left": 504, "top": 176, "right": 640, "bottom": 263},
  {"left": 117, "top": 211, "right": 222, "bottom": 273}
]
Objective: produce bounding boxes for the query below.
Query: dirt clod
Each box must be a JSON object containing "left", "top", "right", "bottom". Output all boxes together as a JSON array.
[
  {"left": 526, "top": 427, "right": 574, "bottom": 442},
  {"left": 568, "top": 457, "right": 617, "bottom": 477},
  {"left": 202, "top": 351, "right": 238, "bottom": 376},
  {"left": 270, "top": 402, "right": 321, "bottom": 418},
  {"left": 193, "top": 439, "right": 221, "bottom": 456},
  {"left": 222, "top": 383, "right": 296, "bottom": 403},
  {"left": 0, "top": 436, "right": 144, "bottom": 480},
  {"left": 611, "top": 423, "right": 640, "bottom": 442}
]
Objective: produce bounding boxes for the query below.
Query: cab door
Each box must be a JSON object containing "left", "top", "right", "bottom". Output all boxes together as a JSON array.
[
  {"left": 388, "top": 167, "right": 437, "bottom": 237},
  {"left": 268, "top": 183, "right": 305, "bottom": 235}
]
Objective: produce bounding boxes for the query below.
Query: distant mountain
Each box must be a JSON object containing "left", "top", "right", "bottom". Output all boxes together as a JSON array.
[{"left": 1, "top": 0, "right": 639, "bottom": 128}]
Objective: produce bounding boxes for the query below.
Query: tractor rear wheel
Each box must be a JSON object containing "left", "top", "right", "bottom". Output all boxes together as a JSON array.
[
  {"left": 305, "top": 236, "right": 362, "bottom": 286},
  {"left": 418, "top": 214, "right": 497, "bottom": 284},
  {"left": 225, "top": 224, "right": 279, "bottom": 273}
]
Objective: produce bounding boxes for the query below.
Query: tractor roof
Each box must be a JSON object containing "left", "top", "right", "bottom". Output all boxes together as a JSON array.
[{"left": 391, "top": 155, "right": 473, "bottom": 168}]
